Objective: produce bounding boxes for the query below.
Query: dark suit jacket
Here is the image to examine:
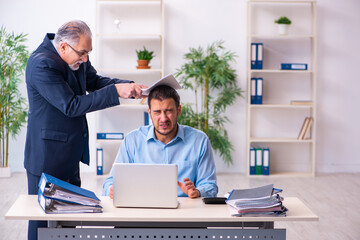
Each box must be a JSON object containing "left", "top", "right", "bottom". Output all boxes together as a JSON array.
[{"left": 24, "top": 33, "right": 130, "bottom": 181}]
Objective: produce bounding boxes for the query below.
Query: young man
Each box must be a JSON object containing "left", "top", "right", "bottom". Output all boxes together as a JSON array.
[
  {"left": 25, "top": 20, "right": 146, "bottom": 240},
  {"left": 103, "top": 85, "right": 218, "bottom": 198}
]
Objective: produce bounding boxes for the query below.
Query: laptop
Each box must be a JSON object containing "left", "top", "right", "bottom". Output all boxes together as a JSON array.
[{"left": 113, "top": 163, "right": 179, "bottom": 208}]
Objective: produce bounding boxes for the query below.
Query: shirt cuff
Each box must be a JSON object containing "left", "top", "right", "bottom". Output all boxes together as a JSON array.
[{"left": 102, "top": 182, "right": 112, "bottom": 196}]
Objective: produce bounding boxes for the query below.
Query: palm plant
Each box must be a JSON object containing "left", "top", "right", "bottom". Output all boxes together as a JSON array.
[
  {"left": 0, "top": 26, "right": 29, "bottom": 168},
  {"left": 176, "top": 41, "right": 243, "bottom": 165}
]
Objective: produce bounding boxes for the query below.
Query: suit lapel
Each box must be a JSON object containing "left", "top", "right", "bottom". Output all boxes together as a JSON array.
[
  {"left": 77, "top": 65, "right": 86, "bottom": 94},
  {"left": 66, "top": 70, "right": 83, "bottom": 95},
  {"left": 66, "top": 64, "right": 87, "bottom": 95}
]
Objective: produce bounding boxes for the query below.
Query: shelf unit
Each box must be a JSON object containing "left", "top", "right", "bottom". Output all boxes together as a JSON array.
[
  {"left": 246, "top": 0, "right": 317, "bottom": 176},
  {"left": 94, "top": 0, "right": 164, "bottom": 173}
]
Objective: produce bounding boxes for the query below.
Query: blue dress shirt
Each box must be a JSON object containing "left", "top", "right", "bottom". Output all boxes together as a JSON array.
[{"left": 102, "top": 124, "right": 218, "bottom": 197}]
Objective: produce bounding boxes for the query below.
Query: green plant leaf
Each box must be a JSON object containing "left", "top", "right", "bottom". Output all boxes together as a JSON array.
[
  {"left": 274, "top": 16, "right": 292, "bottom": 24},
  {"left": 176, "top": 40, "right": 243, "bottom": 165},
  {"left": 136, "top": 46, "right": 155, "bottom": 62},
  {"left": 0, "top": 26, "right": 29, "bottom": 167}
]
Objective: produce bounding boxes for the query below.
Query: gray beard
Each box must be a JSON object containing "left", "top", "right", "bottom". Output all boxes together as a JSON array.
[{"left": 69, "top": 62, "right": 82, "bottom": 71}]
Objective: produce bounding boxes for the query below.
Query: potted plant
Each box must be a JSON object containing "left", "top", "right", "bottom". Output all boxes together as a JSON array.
[
  {"left": 136, "top": 46, "right": 154, "bottom": 69},
  {"left": 0, "top": 26, "right": 29, "bottom": 177},
  {"left": 176, "top": 41, "right": 243, "bottom": 165},
  {"left": 274, "top": 16, "right": 292, "bottom": 35}
]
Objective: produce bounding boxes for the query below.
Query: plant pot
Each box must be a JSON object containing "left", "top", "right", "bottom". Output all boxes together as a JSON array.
[
  {"left": 277, "top": 24, "right": 290, "bottom": 35},
  {"left": 136, "top": 60, "right": 151, "bottom": 69},
  {"left": 0, "top": 166, "right": 11, "bottom": 178}
]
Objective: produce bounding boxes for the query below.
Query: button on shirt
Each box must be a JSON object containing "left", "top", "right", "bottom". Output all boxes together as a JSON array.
[{"left": 102, "top": 124, "right": 218, "bottom": 197}]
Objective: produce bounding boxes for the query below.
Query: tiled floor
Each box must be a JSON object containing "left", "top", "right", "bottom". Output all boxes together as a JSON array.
[{"left": 1, "top": 172, "right": 360, "bottom": 240}]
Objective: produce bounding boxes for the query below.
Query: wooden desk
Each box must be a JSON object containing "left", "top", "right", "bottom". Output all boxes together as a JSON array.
[{"left": 6, "top": 195, "right": 318, "bottom": 240}]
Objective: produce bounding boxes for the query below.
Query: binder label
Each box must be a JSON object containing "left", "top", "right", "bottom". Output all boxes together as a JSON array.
[
  {"left": 256, "top": 78, "right": 263, "bottom": 96},
  {"left": 281, "top": 63, "right": 308, "bottom": 70},
  {"left": 256, "top": 150, "right": 262, "bottom": 165},
  {"left": 263, "top": 150, "right": 269, "bottom": 166},
  {"left": 250, "top": 150, "right": 255, "bottom": 166},
  {"left": 39, "top": 194, "right": 46, "bottom": 211},
  {"left": 292, "top": 64, "right": 306, "bottom": 70},
  {"left": 97, "top": 133, "right": 124, "bottom": 140},
  {"left": 40, "top": 177, "right": 46, "bottom": 193}
]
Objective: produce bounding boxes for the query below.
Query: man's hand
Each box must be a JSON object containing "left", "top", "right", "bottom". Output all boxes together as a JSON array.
[
  {"left": 115, "top": 83, "right": 147, "bottom": 99},
  {"left": 109, "top": 185, "right": 113, "bottom": 199},
  {"left": 177, "top": 178, "right": 200, "bottom": 198}
]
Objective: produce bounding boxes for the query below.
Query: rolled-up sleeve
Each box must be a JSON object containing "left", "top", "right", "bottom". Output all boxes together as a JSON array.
[
  {"left": 195, "top": 138, "right": 218, "bottom": 197},
  {"left": 102, "top": 137, "right": 132, "bottom": 196}
]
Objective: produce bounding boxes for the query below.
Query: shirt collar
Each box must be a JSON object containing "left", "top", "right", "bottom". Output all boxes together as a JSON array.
[
  {"left": 50, "top": 39, "right": 60, "bottom": 56},
  {"left": 146, "top": 125, "right": 156, "bottom": 142},
  {"left": 146, "top": 124, "right": 185, "bottom": 144}
]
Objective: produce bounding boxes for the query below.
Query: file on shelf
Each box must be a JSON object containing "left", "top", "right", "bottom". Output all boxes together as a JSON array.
[
  {"left": 97, "top": 132, "right": 124, "bottom": 140},
  {"left": 281, "top": 63, "right": 308, "bottom": 70}
]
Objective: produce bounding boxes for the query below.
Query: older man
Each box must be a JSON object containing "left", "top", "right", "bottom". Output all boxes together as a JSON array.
[{"left": 24, "top": 20, "right": 146, "bottom": 240}]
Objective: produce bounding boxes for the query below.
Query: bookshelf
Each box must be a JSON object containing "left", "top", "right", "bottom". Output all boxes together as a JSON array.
[
  {"left": 94, "top": 0, "right": 164, "bottom": 173},
  {"left": 246, "top": 0, "right": 317, "bottom": 176}
]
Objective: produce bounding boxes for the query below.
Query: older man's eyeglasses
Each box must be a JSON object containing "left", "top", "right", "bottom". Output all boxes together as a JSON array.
[{"left": 66, "top": 42, "right": 90, "bottom": 58}]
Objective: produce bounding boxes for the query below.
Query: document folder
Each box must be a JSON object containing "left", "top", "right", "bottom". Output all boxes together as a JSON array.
[
  {"left": 257, "top": 43, "right": 263, "bottom": 69},
  {"left": 250, "top": 78, "right": 257, "bottom": 104},
  {"left": 144, "top": 112, "right": 150, "bottom": 125},
  {"left": 251, "top": 43, "right": 257, "bottom": 69},
  {"left": 38, "top": 189, "right": 102, "bottom": 214},
  {"left": 249, "top": 147, "right": 256, "bottom": 175},
  {"left": 255, "top": 78, "right": 263, "bottom": 104},
  {"left": 96, "top": 147, "right": 103, "bottom": 175},
  {"left": 38, "top": 173, "right": 101, "bottom": 206},
  {"left": 262, "top": 148, "right": 270, "bottom": 175},
  {"left": 281, "top": 63, "right": 308, "bottom": 70},
  {"left": 227, "top": 184, "right": 274, "bottom": 201},
  {"left": 251, "top": 43, "right": 263, "bottom": 69},
  {"left": 141, "top": 74, "right": 182, "bottom": 96},
  {"left": 97, "top": 133, "right": 124, "bottom": 140},
  {"left": 226, "top": 184, "right": 287, "bottom": 217},
  {"left": 255, "top": 148, "right": 263, "bottom": 175}
]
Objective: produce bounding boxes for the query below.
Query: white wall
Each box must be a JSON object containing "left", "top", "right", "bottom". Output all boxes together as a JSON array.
[
  {"left": 0, "top": 0, "right": 359, "bottom": 173},
  {"left": 315, "top": 0, "right": 360, "bottom": 172}
]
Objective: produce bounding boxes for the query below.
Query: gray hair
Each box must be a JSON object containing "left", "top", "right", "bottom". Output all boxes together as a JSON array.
[{"left": 54, "top": 20, "right": 92, "bottom": 46}]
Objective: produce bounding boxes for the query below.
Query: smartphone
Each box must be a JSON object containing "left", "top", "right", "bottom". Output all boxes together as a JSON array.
[{"left": 202, "top": 197, "right": 227, "bottom": 204}]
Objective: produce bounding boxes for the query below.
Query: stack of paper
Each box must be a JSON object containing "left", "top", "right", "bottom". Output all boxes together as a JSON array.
[
  {"left": 226, "top": 184, "right": 287, "bottom": 217},
  {"left": 141, "top": 74, "right": 182, "bottom": 96},
  {"left": 37, "top": 173, "right": 102, "bottom": 214}
]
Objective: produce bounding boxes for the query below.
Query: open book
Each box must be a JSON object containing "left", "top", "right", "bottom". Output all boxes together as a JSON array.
[{"left": 141, "top": 74, "right": 182, "bottom": 96}]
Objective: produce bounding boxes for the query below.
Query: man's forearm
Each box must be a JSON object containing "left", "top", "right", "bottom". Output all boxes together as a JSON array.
[{"left": 197, "top": 183, "right": 218, "bottom": 198}]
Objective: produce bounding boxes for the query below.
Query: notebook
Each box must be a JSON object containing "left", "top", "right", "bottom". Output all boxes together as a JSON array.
[{"left": 113, "top": 163, "right": 179, "bottom": 208}]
